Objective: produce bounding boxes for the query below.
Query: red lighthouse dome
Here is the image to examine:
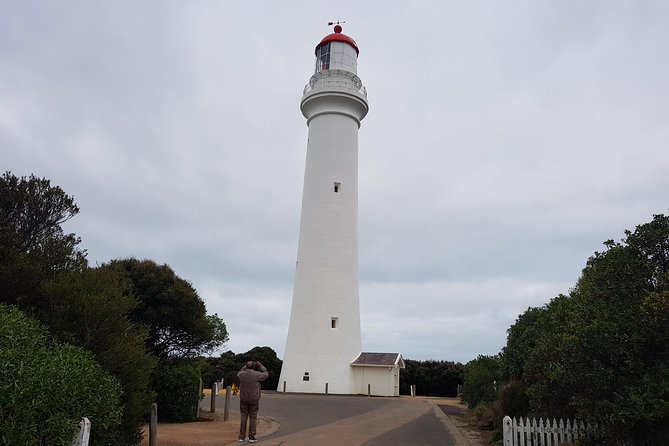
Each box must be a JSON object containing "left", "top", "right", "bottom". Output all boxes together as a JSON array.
[{"left": 315, "top": 24, "right": 359, "bottom": 56}]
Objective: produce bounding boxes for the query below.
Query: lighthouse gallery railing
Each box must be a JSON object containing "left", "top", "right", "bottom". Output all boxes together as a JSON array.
[{"left": 303, "top": 69, "right": 367, "bottom": 98}]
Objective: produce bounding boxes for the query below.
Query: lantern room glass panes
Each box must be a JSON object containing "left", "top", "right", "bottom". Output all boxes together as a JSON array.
[
  {"left": 315, "top": 41, "right": 358, "bottom": 73},
  {"left": 330, "top": 42, "right": 357, "bottom": 73},
  {"left": 316, "top": 42, "right": 330, "bottom": 72}
]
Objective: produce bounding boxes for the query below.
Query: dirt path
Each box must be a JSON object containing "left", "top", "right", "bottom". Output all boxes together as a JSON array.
[{"left": 140, "top": 390, "right": 278, "bottom": 446}]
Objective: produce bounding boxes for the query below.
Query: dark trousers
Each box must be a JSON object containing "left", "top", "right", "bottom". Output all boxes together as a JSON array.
[{"left": 239, "top": 400, "right": 260, "bottom": 438}]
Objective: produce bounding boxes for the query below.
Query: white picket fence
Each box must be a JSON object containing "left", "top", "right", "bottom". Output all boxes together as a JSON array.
[
  {"left": 503, "top": 415, "right": 591, "bottom": 446},
  {"left": 72, "top": 417, "right": 91, "bottom": 446}
]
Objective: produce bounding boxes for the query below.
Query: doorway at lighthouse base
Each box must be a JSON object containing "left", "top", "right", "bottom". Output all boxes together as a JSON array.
[{"left": 351, "top": 352, "right": 405, "bottom": 397}]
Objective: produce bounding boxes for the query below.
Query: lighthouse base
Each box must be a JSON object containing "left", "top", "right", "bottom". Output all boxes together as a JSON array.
[{"left": 277, "top": 352, "right": 405, "bottom": 396}]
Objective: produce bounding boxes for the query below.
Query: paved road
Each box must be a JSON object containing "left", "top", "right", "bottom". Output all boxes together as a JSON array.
[{"left": 223, "top": 392, "right": 458, "bottom": 445}]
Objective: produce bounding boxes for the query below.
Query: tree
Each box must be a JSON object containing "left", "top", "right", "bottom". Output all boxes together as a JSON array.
[
  {"left": 202, "top": 347, "right": 283, "bottom": 391},
  {"left": 461, "top": 355, "right": 500, "bottom": 409},
  {"left": 499, "top": 214, "right": 669, "bottom": 444},
  {"left": 40, "top": 268, "right": 157, "bottom": 445},
  {"left": 400, "top": 359, "right": 464, "bottom": 397},
  {"left": 242, "top": 346, "right": 283, "bottom": 390},
  {"left": 518, "top": 294, "right": 582, "bottom": 419},
  {"left": 0, "top": 173, "right": 157, "bottom": 444},
  {"left": 217, "top": 350, "right": 244, "bottom": 388},
  {"left": 102, "top": 258, "right": 229, "bottom": 360},
  {"left": 624, "top": 213, "right": 669, "bottom": 290},
  {"left": 0, "top": 172, "right": 86, "bottom": 307},
  {"left": 500, "top": 306, "right": 546, "bottom": 381}
]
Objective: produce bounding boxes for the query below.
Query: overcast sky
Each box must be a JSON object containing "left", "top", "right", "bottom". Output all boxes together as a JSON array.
[{"left": 2, "top": 1, "right": 668, "bottom": 363}]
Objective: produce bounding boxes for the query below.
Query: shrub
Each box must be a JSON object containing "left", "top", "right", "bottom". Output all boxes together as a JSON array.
[
  {"left": 40, "top": 268, "right": 157, "bottom": 445},
  {"left": 466, "top": 400, "right": 504, "bottom": 433},
  {"left": 400, "top": 359, "right": 464, "bottom": 397},
  {"left": 0, "top": 305, "right": 123, "bottom": 445},
  {"left": 153, "top": 364, "right": 202, "bottom": 422},
  {"left": 462, "top": 355, "right": 500, "bottom": 408},
  {"left": 497, "top": 380, "right": 530, "bottom": 418}
]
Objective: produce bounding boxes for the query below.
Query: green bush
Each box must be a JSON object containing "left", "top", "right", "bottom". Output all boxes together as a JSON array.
[
  {"left": 40, "top": 268, "right": 157, "bottom": 445},
  {"left": 497, "top": 380, "right": 530, "bottom": 418},
  {"left": 492, "top": 214, "right": 669, "bottom": 444},
  {"left": 400, "top": 359, "right": 464, "bottom": 397},
  {"left": 0, "top": 305, "right": 123, "bottom": 446},
  {"left": 210, "top": 347, "right": 283, "bottom": 391},
  {"left": 153, "top": 364, "right": 202, "bottom": 423},
  {"left": 462, "top": 355, "right": 500, "bottom": 409}
]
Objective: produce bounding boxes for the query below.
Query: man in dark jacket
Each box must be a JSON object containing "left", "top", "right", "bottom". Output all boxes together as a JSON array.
[{"left": 237, "top": 360, "right": 269, "bottom": 443}]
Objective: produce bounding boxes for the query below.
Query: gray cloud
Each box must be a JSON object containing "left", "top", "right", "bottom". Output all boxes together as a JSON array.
[{"left": 2, "top": 1, "right": 667, "bottom": 364}]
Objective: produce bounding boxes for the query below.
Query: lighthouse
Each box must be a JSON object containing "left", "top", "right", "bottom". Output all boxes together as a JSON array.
[
  {"left": 278, "top": 24, "right": 368, "bottom": 394},
  {"left": 278, "top": 25, "right": 404, "bottom": 396}
]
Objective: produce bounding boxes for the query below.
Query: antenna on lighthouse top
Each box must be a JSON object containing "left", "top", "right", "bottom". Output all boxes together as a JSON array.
[{"left": 327, "top": 21, "right": 346, "bottom": 34}]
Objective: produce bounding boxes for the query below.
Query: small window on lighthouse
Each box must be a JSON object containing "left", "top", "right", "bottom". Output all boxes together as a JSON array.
[
  {"left": 334, "top": 182, "right": 341, "bottom": 193},
  {"left": 303, "top": 372, "right": 310, "bottom": 381},
  {"left": 331, "top": 317, "right": 338, "bottom": 329}
]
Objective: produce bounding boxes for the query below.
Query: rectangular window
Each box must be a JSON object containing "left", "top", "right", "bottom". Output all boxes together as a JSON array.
[
  {"left": 303, "top": 372, "right": 310, "bottom": 381},
  {"left": 331, "top": 317, "right": 338, "bottom": 329},
  {"left": 334, "top": 182, "right": 341, "bottom": 193},
  {"left": 316, "top": 42, "right": 330, "bottom": 72}
]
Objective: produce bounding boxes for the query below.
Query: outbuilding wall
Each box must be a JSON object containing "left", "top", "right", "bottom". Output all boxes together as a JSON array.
[{"left": 352, "top": 366, "right": 401, "bottom": 397}]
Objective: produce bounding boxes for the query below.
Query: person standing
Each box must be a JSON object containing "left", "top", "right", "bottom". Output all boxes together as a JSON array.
[{"left": 237, "top": 360, "right": 269, "bottom": 443}]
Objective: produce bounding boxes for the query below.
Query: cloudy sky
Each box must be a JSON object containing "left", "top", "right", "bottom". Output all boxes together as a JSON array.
[{"left": 2, "top": 1, "right": 667, "bottom": 364}]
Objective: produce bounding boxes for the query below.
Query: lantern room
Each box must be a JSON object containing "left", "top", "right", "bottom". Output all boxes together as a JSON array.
[{"left": 314, "top": 25, "right": 359, "bottom": 74}]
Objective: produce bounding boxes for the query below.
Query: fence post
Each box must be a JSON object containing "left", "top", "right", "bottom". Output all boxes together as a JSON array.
[
  {"left": 367, "top": 384, "right": 371, "bottom": 397},
  {"left": 196, "top": 378, "right": 203, "bottom": 419},
  {"left": 149, "top": 404, "right": 157, "bottom": 446},
  {"left": 552, "top": 418, "right": 559, "bottom": 445},
  {"left": 72, "top": 417, "right": 91, "bottom": 446},
  {"left": 538, "top": 417, "right": 545, "bottom": 445},
  {"left": 410, "top": 384, "right": 416, "bottom": 397},
  {"left": 502, "top": 416, "right": 513, "bottom": 446},
  {"left": 224, "top": 385, "right": 231, "bottom": 421},
  {"left": 210, "top": 383, "right": 217, "bottom": 413}
]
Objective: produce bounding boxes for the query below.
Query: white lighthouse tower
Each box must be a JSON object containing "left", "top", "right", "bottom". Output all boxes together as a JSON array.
[{"left": 278, "top": 24, "right": 369, "bottom": 394}]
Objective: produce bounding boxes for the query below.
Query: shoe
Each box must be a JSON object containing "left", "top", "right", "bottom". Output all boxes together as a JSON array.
[
  {"left": 238, "top": 438, "right": 244, "bottom": 442},
  {"left": 249, "top": 436, "right": 257, "bottom": 443}
]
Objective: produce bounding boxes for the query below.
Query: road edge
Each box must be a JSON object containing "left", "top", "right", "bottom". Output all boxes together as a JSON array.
[{"left": 429, "top": 400, "right": 473, "bottom": 446}]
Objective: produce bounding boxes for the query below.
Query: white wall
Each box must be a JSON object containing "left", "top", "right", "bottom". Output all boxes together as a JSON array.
[{"left": 352, "top": 366, "right": 401, "bottom": 397}]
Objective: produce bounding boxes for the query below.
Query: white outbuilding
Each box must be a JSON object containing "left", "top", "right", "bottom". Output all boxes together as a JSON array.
[{"left": 351, "top": 353, "right": 406, "bottom": 397}]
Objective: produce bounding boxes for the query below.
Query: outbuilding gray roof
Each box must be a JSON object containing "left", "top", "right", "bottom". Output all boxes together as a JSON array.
[{"left": 351, "top": 352, "right": 405, "bottom": 368}]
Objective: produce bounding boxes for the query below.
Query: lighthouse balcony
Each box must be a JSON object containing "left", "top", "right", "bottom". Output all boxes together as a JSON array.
[{"left": 303, "top": 69, "right": 367, "bottom": 99}]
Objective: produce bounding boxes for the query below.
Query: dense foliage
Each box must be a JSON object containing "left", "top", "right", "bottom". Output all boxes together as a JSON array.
[
  {"left": 469, "top": 214, "right": 669, "bottom": 445},
  {"left": 200, "top": 347, "right": 283, "bottom": 391},
  {"left": 0, "top": 305, "right": 123, "bottom": 446},
  {"left": 400, "top": 359, "right": 464, "bottom": 397},
  {"left": 152, "top": 364, "right": 202, "bottom": 423},
  {"left": 40, "top": 268, "right": 157, "bottom": 445},
  {"left": 102, "top": 258, "right": 229, "bottom": 360},
  {"left": 1, "top": 172, "right": 228, "bottom": 445},
  {"left": 461, "top": 355, "right": 500, "bottom": 408},
  {"left": 0, "top": 172, "right": 87, "bottom": 308}
]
